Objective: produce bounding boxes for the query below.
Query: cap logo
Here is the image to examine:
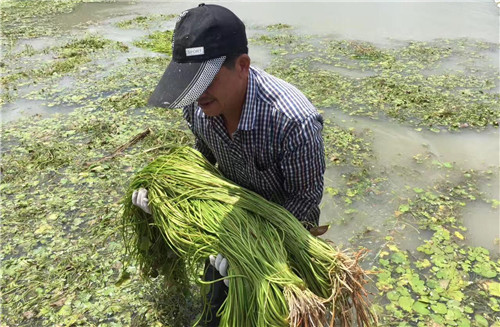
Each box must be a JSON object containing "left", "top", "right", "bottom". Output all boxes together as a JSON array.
[{"left": 185, "top": 47, "right": 205, "bottom": 56}]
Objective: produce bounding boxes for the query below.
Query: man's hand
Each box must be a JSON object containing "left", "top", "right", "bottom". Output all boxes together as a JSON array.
[
  {"left": 132, "top": 188, "right": 152, "bottom": 214},
  {"left": 309, "top": 224, "right": 329, "bottom": 237},
  {"left": 209, "top": 253, "right": 229, "bottom": 287}
]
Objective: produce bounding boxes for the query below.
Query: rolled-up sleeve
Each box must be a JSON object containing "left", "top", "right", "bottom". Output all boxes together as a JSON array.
[{"left": 281, "top": 115, "right": 325, "bottom": 229}]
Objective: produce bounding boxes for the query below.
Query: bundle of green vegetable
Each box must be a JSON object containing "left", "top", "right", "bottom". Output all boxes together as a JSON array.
[{"left": 122, "top": 146, "right": 376, "bottom": 326}]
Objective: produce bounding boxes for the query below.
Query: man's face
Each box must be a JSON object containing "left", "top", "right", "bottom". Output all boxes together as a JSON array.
[{"left": 197, "top": 65, "right": 242, "bottom": 117}]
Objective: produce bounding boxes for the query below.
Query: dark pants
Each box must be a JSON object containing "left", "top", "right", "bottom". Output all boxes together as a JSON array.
[{"left": 202, "top": 260, "right": 228, "bottom": 327}]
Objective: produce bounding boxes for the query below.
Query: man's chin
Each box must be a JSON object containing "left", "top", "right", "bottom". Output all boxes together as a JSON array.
[
  {"left": 202, "top": 111, "right": 218, "bottom": 117},
  {"left": 200, "top": 104, "right": 220, "bottom": 116}
]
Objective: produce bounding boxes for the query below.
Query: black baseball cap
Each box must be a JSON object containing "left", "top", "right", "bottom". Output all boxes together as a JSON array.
[{"left": 148, "top": 4, "right": 248, "bottom": 109}]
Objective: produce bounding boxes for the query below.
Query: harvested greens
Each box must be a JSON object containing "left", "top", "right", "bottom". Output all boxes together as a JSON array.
[{"left": 122, "top": 146, "right": 376, "bottom": 326}]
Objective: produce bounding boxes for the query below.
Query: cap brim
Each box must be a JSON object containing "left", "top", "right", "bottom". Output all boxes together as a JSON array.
[{"left": 148, "top": 56, "right": 226, "bottom": 109}]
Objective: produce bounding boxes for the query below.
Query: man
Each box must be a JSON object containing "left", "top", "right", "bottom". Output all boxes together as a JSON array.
[{"left": 132, "top": 3, "right": 325, "bottom": 326}]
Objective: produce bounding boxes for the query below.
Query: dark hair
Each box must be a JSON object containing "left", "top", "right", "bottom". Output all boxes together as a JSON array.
[{"left": 222, "top": 53, "right": 246, "bottom": 70}]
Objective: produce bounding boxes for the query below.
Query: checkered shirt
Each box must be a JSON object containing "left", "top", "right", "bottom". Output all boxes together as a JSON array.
[{"left": 183, "top": 66, "right": 325, "bottom": 228}]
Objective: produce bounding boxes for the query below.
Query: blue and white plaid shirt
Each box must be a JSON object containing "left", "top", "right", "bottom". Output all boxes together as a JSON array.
[{"left": 183, "top": 66, "right": 325, "bottom": 228}]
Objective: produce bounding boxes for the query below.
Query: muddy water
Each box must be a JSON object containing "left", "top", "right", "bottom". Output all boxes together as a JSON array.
[
  {"left": 76, "top": 1, "right": 497, "bottom": 41},
  {"left": 229, "top": 2, "right": 498, "bottom": 45},
  {"left": 320, "top": 110, "right": 499, "bottom": 254},
  {"left": 3, "top": 1, "right": 499, "bottom": 252},
  {"left": 1, "top": 99, "right": 71, "bottom": 122},
  {"left": 59, "top": 1, "right": 499, "bottom": 44}
]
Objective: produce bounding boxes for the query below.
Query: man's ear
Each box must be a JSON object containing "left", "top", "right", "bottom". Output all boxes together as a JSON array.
[{"left": 236, "top": 54, "right": 250, "bottom": 76}]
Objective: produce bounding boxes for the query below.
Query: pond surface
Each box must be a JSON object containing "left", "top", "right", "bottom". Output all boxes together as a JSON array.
[
  {"left": 1, "top": 1, "right": 499, "bottom": 326},
  {"left": 2, "top": 1, "right": 498, "bottom": 251},
  {"left": 321, "top": 109, "right": 499, "bottom": 253},
  {"left": 69, "top": 1, "right": 498, "bottom": 42}
]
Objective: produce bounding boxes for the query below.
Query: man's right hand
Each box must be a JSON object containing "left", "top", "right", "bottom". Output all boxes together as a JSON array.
[
  {"left": 309, "top": 224, "right": 329, "bottom": 237},
  {"left": 132, "top": 188, "right": 152, "bottom": 214}
]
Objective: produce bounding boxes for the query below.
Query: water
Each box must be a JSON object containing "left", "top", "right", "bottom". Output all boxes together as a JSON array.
[
  {"left": 52, "top": 1, "right": 499, "bottom": 44},
  {"left": 2, "top": 1, "right": 499, "bottom": 253},
  {"left": 462, "top": 201, "right": 500, "bottom": 251},
  {"left": 227, "top": 2, "right": 498, "bottom": 44},
  {"left": 57, "top": 2, "right": 133, "bottom": 30},
  {"left": 319, "top": 110, "right": 500, "bottom": 254},
  {"left": 1, "top": 99, "right": 70, "bottom": 123}
]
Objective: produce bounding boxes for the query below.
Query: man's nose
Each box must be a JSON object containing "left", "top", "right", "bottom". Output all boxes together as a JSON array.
[{"left": 198, "top": 91, "right": 209, "bottom": 101}]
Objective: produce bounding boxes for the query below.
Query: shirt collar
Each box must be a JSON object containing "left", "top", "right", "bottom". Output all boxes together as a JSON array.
[{"left": 237, "top": 66, "right": 258, "bottom": 131}]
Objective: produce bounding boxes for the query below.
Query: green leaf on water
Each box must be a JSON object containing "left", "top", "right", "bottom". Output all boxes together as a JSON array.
[
  {"left": 488, "top": 297, "right": 499, "bottom": 311},
  {"left": 431, "top": 302, "right": 447, "bottom": 314},
  {"left": 386, "top": 290, "right": 400, "bottom": 302},
  {"left": 57, "top": 304, "right": 71, "bottom": 316},
  {"left": 115, "top": 271, "right": 131, "bottom": 287},
  {"left": 47, "top": 213, "right": 58, "bottom": 221},
  {"left": 486, "top": 281, "right": 500, "bottom": 297},
  {"left": 454, "top": 231, "right": 465, "bottom": 240},
  {"left": 442, "top": 162, "right": 453, "bottom": 168},
  {"left": 430, "top": 314, "right": 445, "bottom": 324},
  {"left": 398, "top": 296, "right": 414, "bottom": 312},
  {"left": 398, "top": 204, "right": 410, "bottom": 213},
  {"left": 391, "top": 252, "right": 406, "bottom": 264},
  {"left": 73, "top": 217, "right": 83, "bottom": 226},
  {"left": 456, "top": 318, "right": 471, "bottom": 327},
  {"left": 446, "top": 289, "right": 465, "bottom": 302},
  {"left": 474, "top": 314, "right": 488, "bottom": 327},
  {"left": 415, "top": 259, "right": 431, "bottom": 269},
  {"left": 379, "top": 258, "right": 390, "bottom": 266},
  {"left": 473, "top": 262, "right": 497, "bottom": 278},
  {"left": 412, "top": 301, "right": 430, "bottom": 315},
  {"left": 445, "top": 308, "right": 463, "bottom": 321}
]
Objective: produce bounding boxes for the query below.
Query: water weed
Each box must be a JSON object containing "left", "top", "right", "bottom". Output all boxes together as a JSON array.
[
  {"left": 374, "top": 172, "right": 500, "bottom": 325},
  {"left": 115, "top": 14, "right": 176, "bottom": 29},
  {"left": 1, "top": 11, "right": 498, "bottom": 326},
  {"left": 133, "top": 30, "right": 174, "bottom": 55},
  {"left": 253, "top": 31, "right": 499, "bottom": 130},
  {"left": 0, "top": 0, "right": 114, "bottom": 40}
]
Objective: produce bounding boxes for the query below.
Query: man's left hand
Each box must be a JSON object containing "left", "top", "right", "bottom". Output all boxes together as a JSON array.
[{"left": 209, "top": 253, "right": 229, "bottom": 287}]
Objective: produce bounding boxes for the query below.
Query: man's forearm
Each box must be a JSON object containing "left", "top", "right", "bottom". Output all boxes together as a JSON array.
[
  {"left": 283, "top": 194, "right": 321, "bottom": 230},
  {"left": 281, "top": 117, "right": 325, "bottom": 229}
]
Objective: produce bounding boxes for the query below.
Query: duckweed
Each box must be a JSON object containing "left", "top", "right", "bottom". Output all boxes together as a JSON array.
[
  {"left": 1, "top": 106, "right": 195, "bottom": 326},
  {"left": 1, "top": 8, "right": 498, "bottom": 326},
  {"left": 374, "top": 171, "right": 500, "bottom": 326},
  {"left": 1, "top": 34, "right": 128, "bottom": 105},
  {"left": 0, "top": 0, "right": 112, "bottom": 40},
  {"left": 266, "top": 23, "right": 293, "bottom": 31},
  {"left": 115, "top": 14, "right": 176, "bottom": 29},
  {"left": 133, "top": 30, "right": 174, "bottom": 55},
  {"left": 252, "top": 31, "right": 499, "bottom": 130}
]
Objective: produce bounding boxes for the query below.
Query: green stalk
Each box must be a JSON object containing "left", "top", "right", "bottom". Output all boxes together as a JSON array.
[{"left": 122, "top": 146, "right": 376, "bottom": 326}]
